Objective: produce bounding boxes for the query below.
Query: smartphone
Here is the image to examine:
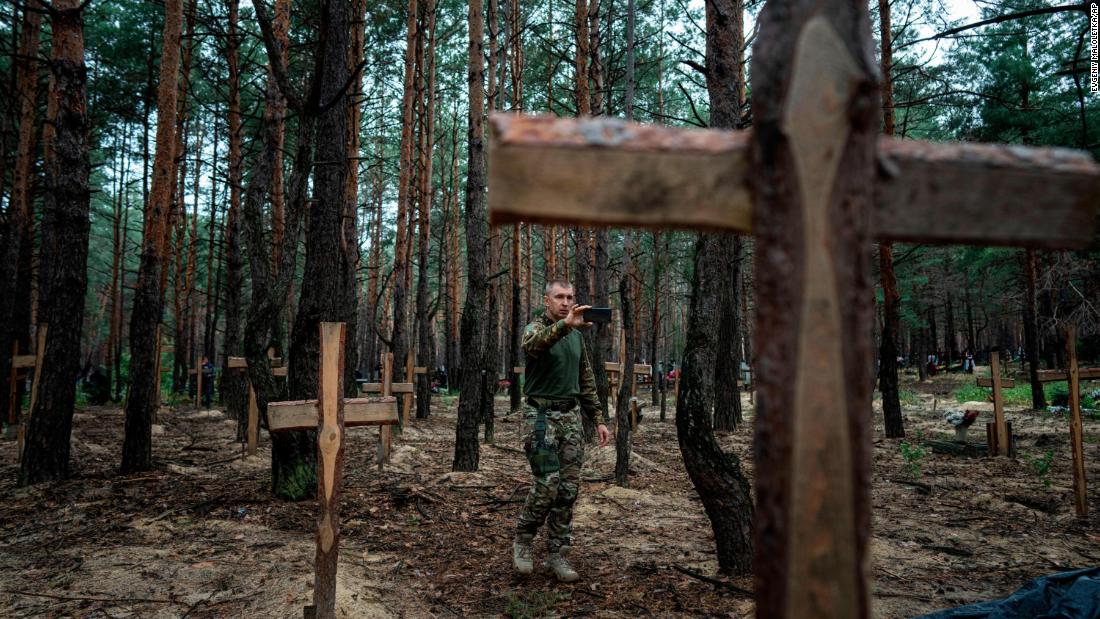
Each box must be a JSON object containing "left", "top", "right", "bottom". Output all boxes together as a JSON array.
[{"left": 582, "top": 307, "right": 612, "bottom": 324}]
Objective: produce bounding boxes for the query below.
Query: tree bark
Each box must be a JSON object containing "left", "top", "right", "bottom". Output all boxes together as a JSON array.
[
  {"left": 285, "top": 0, "right": 353, "bottom": 499},
  {"left": 453, "top": 0, "right": 487, "bottom": 471},
  {"left": 391, "top": 0, "right": 420, "bottom": 419},
  {"left": 676, "top": 234, "right": 753, "bottom": 575},
  {"left": 20, "top": 0, "right": 90, "bottom": 484},
  {"left": 1023, "top": 249, "right": 1045, "bottom": 409},
  {"left": 121, "top": 0, "right": 184, "bottom": 473},
  {"left": 877, "top": 0, "right": 903, "bottom": 438},
  {"left": 614, "top": 232, "right": 635, "bottom": 486},
  {"left": 415, "top": 0, "right": 438, "bottom": 419},
  {"left": 221, "top": 0, "right": 245, "bottom": 425},
  {"left": 706, "top": 0, "right": 744, "bottom": 433},
  {"left": 0, "top": 5, "right": 41, "bottom": 430}
]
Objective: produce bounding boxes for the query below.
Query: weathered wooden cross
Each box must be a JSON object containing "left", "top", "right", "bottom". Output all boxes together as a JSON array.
[
  {"left": 8, "top": 324, "right": 45, "bottom": 456},
  {"left": 265, "top": 322, "right": 398, "bottom": 619},
  {"left": 487, "top": 3, "right": 1099, "bottom": 616},
  {"left": 227, "top": 351, "right": 287, "bottom": 457},
  {"left": 358, "top": 349, "right": 425, "bottom": 467},
  {"left": 980, "top": 328, "right": 1098, "bottom": 517}
]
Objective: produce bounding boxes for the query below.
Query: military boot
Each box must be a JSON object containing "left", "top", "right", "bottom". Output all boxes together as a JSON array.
[
  {"left": 546, "top": 546, "right": 579, "bottom": 583},
  {"left": 512, "top": 534, "right": 534, "bottom": 575}
]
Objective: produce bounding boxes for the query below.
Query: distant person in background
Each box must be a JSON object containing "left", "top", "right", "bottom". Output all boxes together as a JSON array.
[{"left": 201, "top": 356, "right": 215, "bottom": 408}]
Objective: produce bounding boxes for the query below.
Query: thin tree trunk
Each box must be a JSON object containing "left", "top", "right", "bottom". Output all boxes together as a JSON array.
[
  {"left": 707, "top": 0, "right": 744, "bottom": 433},
  {"left": 877, "top": 0, "right": 903, "bottom": 438},
  {"left": 19, "top": 0, "right": 90, "bottom": 484},
  {"left": 670, "top": 0, "right": 753, "bottom": 574},
  {"left": 614, "top": 231, "right": 635, "bottom": 486},
  {"left": 121, "top": 0, "right": 184, "bottom": 473},
  {"left": 221, "top": 0, "right": 245, "bottom": 424},
  {"left": 1023, "top": 249, "right": 1045, "bottom": 408},
  {"left": 453, "top": 0, "right": 487, "bottom": 472},
  {"left": 415, "top": 0, "right": 438, "bottom": 419},
  {"left": 390, "top": 0, "right": 420, "bottom": 422}
]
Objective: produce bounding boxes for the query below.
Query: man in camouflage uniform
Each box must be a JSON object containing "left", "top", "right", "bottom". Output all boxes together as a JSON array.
[{"left": 513, "top": 280, "right": 611, "bottom": 582}]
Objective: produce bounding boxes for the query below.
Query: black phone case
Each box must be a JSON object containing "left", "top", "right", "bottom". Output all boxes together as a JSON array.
[{"left": 583, "top": 308, "right": 612, "bottom": 323}]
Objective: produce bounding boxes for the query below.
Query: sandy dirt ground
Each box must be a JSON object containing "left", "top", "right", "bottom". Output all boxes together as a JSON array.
[{"left": 1, "top": 369, "right": 1098, "bottom": 618}]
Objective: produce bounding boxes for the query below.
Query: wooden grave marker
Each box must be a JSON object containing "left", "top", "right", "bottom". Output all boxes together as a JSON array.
[
  {"left": 486, "top": 1, "right": 1099, "bottom": 613},
  {"left": 11, "top": 324, "right": 46, "bottom": 457},
  {"left": 359, "top": 350, "right": 425, "bottom": 466},
  {"left": 266, "top": 322, "right": 398, "bottom": 619},
  {"left": 227, "top": 350, "right": 287, "bottom": 457},
  {"left": 976, "top": 351, "right": 1013, "bottom": 456}
]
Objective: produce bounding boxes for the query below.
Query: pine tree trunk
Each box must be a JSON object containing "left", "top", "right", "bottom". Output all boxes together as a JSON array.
[
  {"left": 19, "top": 0, "right": 90, "bottom": 484},
  {"left": 0, "top": 5, "right": 41, "bottom": 430},
  {"left": 121, "top": 0, "right": 184, "bottom": 473},
  {"left": 614, "top": 232, "right": 636, "bottom": 486},
  {"left": 593, "top": 229, "right": 611, "bottom": 421},
  {"left": 390, "top": 0, "right": 420, "bottom": 420},
  {"left": 1023, "top": 249, "right": 1045, "bottom": 409},
  {"left": 676, "top": 234, "right": 753, "bottom": 575},
  {"left": 415, "top": 0, "right": 438, "bottom": 419},
  {"left": 877, "top": 0, "right": 903, "bottom": 438},
  {"left": 669, "top": 0, "right": 753, "bottom": 575},
  {"left": 713, "top": 235, "right": 742, "bottom": 431},
  {"left": 221, "top": 0, "right": 245, "bottom": 424},
  {"left": 453, "top": 0, "right": 487, "bottom": 472},
  {"left": 284, "top": 0, "right": 353, "bottom": 499},
  {"left": 705, "top": 0, "right": 744, "bottom": 433}
]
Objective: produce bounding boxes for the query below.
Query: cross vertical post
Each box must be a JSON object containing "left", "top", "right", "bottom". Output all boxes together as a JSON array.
[
  {"left": 379, "top": 352, "right": 393, "bottom": 470},
  {"left": 265, "top": 322, "right": 398, "bottom": 619},
  {"left": 990, "top": 351, "right": 1008, "bottom": 456},
  {"left": 312, "top": 321, "right": 344, "bottom": 617}
]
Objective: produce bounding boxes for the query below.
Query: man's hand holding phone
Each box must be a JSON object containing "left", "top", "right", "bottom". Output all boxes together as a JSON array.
[{"left": 565, "top": 304, "right": 592, "bottom": 329}]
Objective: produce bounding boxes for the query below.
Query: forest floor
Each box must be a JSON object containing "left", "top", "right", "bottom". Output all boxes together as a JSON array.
[{"left": 1, "top": 368, "right": 1099, "bottom": 618}]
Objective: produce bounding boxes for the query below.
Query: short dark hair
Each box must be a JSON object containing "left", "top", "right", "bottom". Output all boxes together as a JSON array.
[{"left": 544, "top": 279, "right": 573, "bottom": 295}]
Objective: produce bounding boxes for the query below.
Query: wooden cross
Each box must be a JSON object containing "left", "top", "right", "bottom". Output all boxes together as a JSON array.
[
  {"left": 265, "top": 322, "right": 398, "bottom": 619},
  {"left": 976, "top": 351, "right": 1013, "bottom": 456},
  {"left": 486, "top": 3, "right": 1099, "bottom": 615},
  {"left": 9, "top": 324, "right": 46, "bottom": 458},
  {"left": 227, "top": 351, "right": 287, "bottom": 457}
]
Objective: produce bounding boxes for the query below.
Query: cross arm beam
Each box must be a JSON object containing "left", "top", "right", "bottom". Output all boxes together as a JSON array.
[
  {"left": 488, "top": 115, "right": 1099, "bottom": 249},
  {"left": 268, "top": 397, "right": 399, "bottom": 431}
]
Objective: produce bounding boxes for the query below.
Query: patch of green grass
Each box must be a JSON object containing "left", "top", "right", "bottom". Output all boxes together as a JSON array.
[
  {"left": 955, "top": 380, "right": 1082, "bottom": 408},
  {"left": 504, "top": 590, "right": 564, "bottom": 619},
  {"left": 898, "top": 390, "right": 920, "bottom": 406}
]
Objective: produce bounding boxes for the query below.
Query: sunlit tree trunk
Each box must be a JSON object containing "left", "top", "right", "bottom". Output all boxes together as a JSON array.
[{"left": 121, "top": 0, "right": 184, "bottom": 473}]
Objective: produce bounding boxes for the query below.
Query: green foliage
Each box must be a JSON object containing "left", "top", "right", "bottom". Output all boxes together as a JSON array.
[
  {"left": 955, "top": 381, "right": 1079, "bottom": 408},
  {"left": 898, "top": 390, "right": 919, "bottom": 406},
  {"left": 1025, "top": 450, "right": 1054, "bottom": 488},
  {"left": 899, "top": 430, "right": 927, "bottom": 479},
  {"left": 504, "top": 590, "right": 564, "bottom": 619}
]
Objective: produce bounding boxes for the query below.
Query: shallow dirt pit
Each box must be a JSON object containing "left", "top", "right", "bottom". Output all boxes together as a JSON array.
[{"left": 2, "top": 372, "right": 1099, "bottom": 617}]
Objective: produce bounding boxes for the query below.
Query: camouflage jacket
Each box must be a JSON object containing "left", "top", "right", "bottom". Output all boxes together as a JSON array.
[{"left": 522, "top": 312, "right": 607, "bottom": 425}]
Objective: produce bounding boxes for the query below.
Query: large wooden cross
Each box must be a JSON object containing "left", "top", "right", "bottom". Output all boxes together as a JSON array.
[
  {"left": 486, "top": 3, "right": 1099, "bottom": 616},
  {"left": 265, "top": 322, "right": 398, "bottom": 619}
]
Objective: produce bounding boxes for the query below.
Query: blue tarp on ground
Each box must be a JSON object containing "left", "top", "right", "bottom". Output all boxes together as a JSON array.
[{"left": 914, "top": 567, "right": 1100, "bottom": 619}]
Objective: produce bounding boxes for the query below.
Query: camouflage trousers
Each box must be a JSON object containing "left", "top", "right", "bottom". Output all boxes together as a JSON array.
[{"left": 516, "top": 405, "right": 584, "bottom": 552}]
